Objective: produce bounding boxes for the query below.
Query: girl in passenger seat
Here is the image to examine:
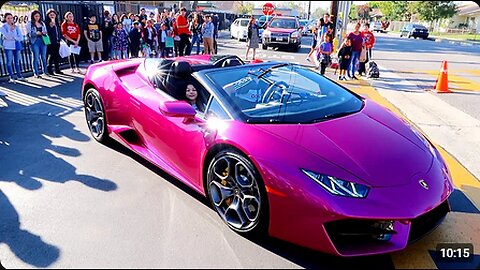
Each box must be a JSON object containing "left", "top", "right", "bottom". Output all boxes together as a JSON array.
[{"left": 186, "top": 84, "right": 205, "bottom": 112}]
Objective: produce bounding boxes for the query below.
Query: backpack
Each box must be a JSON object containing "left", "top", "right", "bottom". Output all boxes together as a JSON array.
[{"left": 368, "top": 61, "right": 380, "bottom": 78}]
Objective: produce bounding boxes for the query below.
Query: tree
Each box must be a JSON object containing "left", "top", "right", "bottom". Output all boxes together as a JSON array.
[
  {"left": 313, "top": 7, "right": 328, "bottom": 20},
  {"left": 368, "top": 1, "right": 411, "bottom": 21},
  {"left": 236, "top": 2, "right": 254, "bottom": 15},
  {"left": 349, "top": 4, "right": 358, "bottom": 20},
  {"left": 410, "top": 1, "right": 456, "bottom": 22}
]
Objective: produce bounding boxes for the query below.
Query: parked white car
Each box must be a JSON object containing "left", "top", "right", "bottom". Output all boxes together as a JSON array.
[{"left": 230, "top": 18, "right": 249, "bottom": 41}]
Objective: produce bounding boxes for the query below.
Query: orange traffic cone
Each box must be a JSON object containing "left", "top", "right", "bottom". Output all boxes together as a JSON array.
[{"left": 434, "top": 61, "right": 451, "bottom": 93}]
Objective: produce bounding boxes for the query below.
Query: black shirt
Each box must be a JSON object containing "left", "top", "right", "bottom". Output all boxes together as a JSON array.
[
  {"left": 85, "top": 22, "right": 101, "bottom": 41},
  {"left": 128, "top": 28, "right": 142, "bottom": 45}
]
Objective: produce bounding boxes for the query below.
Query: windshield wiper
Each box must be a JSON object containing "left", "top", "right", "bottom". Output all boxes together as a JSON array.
[
  {"left": 246, "top": 118, "right": 280, "bottom": 124},
  {"left": 322, "top": 111, "right": 356, "bottom": 120},
  {"left": 257, "top": 63, "right": 290, "bottom": 79}
]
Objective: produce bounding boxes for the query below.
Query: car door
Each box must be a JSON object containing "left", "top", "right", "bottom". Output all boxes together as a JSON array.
[{"left": 129, "top": 82, "right": 214, "bottom": 188}]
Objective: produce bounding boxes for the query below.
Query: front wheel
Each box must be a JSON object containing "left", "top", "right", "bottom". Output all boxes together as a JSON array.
[
  {"left": 262, "top": 43, "right": 268, "bottom": 50},
  {"left": 206, "top": 150, "right": 269, "bottom": 235},
  {"left": 84, "top": 88, "right": 109, "bottom": 143}
]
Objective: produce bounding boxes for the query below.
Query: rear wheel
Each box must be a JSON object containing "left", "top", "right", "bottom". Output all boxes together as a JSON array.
[
  {"left": 206, "top": 150, "right": 269, "bottom": 236},
  {"left": 84, "top": 88, "right": 109, "bottom": 143}
]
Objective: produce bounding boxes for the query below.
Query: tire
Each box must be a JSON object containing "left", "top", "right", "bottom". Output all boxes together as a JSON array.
[
  {"left": 293, "top": 45, "right": 300, "bottom": 52},
  {"left": 408, "top": 35, "right": 412, "bottom": 38},
  {"left": 206, "top": 149, "right": 269, "bottom": 237},
  {"left": 262, "top": 43, "right": 268, "bottom": 50},
  {"left": 84, "top": 88, "right": 109, "bottom": 143}
]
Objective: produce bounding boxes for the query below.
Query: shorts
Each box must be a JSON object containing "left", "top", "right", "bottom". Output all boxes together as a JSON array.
[
  {"left": 311, "top": 39, "right": 317, "bottom": 49},
  {"left": 88, "top": 39, "right": 103, "bottom": 53}
]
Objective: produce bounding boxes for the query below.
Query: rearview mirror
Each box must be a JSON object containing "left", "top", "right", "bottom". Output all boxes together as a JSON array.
[{"left": 159, "top": 101, "right": 196, "bottom": 118}]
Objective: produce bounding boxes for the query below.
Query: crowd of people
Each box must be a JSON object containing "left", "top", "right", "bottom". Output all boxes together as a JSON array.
[
  {"left": 0, "top": 7, "right": 222, "bottom": 83},
  {"left": 306, "top": 13, "right": 376, "bottom": 79}
]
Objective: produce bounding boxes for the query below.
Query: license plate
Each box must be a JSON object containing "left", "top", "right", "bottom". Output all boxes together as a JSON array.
[{"left": 275, "top": 37, "right": 283, "bottom": 41}]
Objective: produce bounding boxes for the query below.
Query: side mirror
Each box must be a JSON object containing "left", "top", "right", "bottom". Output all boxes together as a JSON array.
[{"left": 159, "top": 101, "right": 196, "bottom": 118}]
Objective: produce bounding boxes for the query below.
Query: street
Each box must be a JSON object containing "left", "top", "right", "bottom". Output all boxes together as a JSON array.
[{"left": 1, "top": 30, "right": 480, "bottom": 269}]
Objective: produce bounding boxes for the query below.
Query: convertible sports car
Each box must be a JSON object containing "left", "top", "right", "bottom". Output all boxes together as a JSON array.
[{"left": 82, "top": 55, "right": 453, "bottom": 256}]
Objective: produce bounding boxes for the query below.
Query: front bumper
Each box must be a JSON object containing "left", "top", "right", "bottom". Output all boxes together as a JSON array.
[
  {"left": 261, "top": 153, "right": 453, "bottom": 256},
  {"left": 263, "top": 36, "right": 301, "bottom": 46}
]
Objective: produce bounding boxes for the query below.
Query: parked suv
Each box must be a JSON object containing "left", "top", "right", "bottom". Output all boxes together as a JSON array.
[
  {"left": 400, "top": 24, "right": 429, "bottom": 39},
  {"left": 262, "top": 16, "right": 302, "bottom": 52}
]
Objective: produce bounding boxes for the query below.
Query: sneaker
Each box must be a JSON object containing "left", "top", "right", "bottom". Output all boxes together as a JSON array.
[
  {"left": 352, "top": 75, "right": 359, "bottom": 80},
  {"left": 8, "top": 77, "right": 16, "bottom": 84},
  {"left": 35, "top": 74, "right": 42, "bottom": 79},
  {"left": 56, "top": 71, "right": 65, "bottom": 75},
  {"left": 90, "top": 60, "right": 94, "bottom": 64},
  {"left": 75, "top": 68, "right": 81, "bottom": 73},
  {"left": 71, "top": 69, "right": 76, "bottom": 73},
  {"left": 338, "top": 75, "right": 342, "bottom": 80}
]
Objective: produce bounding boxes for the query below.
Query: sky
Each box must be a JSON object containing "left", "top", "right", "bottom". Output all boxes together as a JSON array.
[{"left": 244, "top": 1, "right": 475, "bottom": 12}]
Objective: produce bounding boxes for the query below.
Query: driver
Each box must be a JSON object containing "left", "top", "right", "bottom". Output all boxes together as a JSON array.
[{"left": 185, "top": 84, "right": 205, "bottom": 112}]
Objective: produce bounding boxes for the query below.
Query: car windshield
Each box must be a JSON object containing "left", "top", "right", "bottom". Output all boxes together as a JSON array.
[
  {"left": 412, "top": 24, "right": 426, "bottom": 29},
  {"left": 239, "top": 20, "right": 248, "bottom": 27},
  {"left": 206, "top": 64, "right": 364, "bottom": 124},
  {"left": 269, "top": 18, "right": 297, "bottom": 29}
]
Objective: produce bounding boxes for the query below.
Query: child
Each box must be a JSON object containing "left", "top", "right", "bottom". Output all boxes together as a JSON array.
[
  {"left": 113, "top": 23, "right": 129, "bottom": 59},
  {"left": 337, "top": 38, "right": 352, "bottom": 80},
  {"left": 157, "top": 23, "right": 170, "bottom": 58},
  {"left": 306, "top": 26, "right": 318, "bottom": 62},
  {"left": 317, "top": 33, "right": 333, "bottom": 75}
]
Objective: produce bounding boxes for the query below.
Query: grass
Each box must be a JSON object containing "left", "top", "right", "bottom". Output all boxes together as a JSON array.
[{"left": 429, "top": 32, "right": 480, "bottom": 41}]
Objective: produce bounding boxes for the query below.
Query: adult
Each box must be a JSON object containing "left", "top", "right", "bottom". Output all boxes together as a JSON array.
[
  {"left": 138, "top": 8, "right": 148, "bottom": 27},
  {"left": 45, "top": 9, "right": 64, "bottom": 75},
  {"left": 212, "top": 14, "right": 219, "bottom": 54},
  {"left": 120, "top": 14, "right": 130, "bottom": 33},
  {"left": 201, "top": 14, "right": 214, "bottom": 55},
  {"left": 0, "top": 12, "right": 26, "bottom": 83},
  {"left": 346, "top": 22, "right": 364, "bottom": 80},
  {"left": 128, "top": 21, "right": 142, "bottom": 58},
  {"left": 174, "top": 7, "right": 191, "bottom": 56},
  {"left": 84, "top": 14, "right": 103, "bottom": 64},
  {"left": 102, "top": 10, "right": 114, "bottom": 60},
  {"left": 189, "top": 13, "right": 202, "bottom": 55},
  {"left": 318, "top": 13, "right": 333, "bottom": 43},
  {"left": 61, "top": 11, "right": 81, "bottom": 73},
  {"left": 26, "top": 10, "right": 48, "bottom": 78},
  {"left": 142, "top": 19, "right": 157, "bottom": 57},
  {"left": 245, "top": 16, "right": 260, "bottom": 60}
]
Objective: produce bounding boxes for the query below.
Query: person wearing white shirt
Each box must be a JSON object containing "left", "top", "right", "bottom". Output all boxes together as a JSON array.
[{"left": 0, "top": 12, "right": 26, "bottom": 83}]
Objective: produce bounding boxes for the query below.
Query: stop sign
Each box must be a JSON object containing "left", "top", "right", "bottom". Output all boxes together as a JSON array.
[{"left": 262, "top": 3, "right": 274, "bottom": 16}]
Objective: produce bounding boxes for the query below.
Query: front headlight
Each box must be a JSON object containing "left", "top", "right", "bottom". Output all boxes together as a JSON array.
[
  {"left": 301, "top": 169, "right": 370, "bottom": 198},
  {"left": 263, "top": 30, "right": 271, "bottom": 37},
  {"left": 291, "top": 31, "right": 299, "bottom": 38}
]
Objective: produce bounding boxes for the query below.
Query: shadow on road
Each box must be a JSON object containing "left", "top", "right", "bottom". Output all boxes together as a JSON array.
[
  {"left": 0, "top": 87, "right": 117, "bottom": 267},
  {"left": 0, "top": 190, "right": 60, "bottom": 268}
]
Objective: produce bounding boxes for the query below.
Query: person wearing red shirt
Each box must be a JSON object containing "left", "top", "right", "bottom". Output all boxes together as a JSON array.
[
  {"left": 362, "top": 22, "right": 376, "bottom": 60},
  {"left": 174, "top": 7, "right": 191, "bottom": 56},
  {"left": 61, "top": 11, "right": 82, "bottom": 73}
]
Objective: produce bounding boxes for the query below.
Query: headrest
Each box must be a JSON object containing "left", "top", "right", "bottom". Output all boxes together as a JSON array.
[
  {"left": 171, "top": 61, "right": 192, "bottom": 77},
  {"left": 222, "top": 58, "right": 242, "bottom": 67}
]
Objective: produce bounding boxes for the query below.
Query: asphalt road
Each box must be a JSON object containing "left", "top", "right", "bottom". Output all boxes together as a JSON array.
[{"left": 0, "top": 32, "right": 479, "bottom": 269}]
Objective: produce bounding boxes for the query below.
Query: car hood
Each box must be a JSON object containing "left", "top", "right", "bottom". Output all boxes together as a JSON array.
[
  {"left": 254, "top": 101, "right": 433, "bottom": 187},
  {"left": 266, "top": 27, "right": 297, "bottom": 34}
]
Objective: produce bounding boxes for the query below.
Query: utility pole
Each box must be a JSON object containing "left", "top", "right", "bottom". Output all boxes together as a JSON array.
[{"left": 307, "top": 1, "right": 311, "bottom": 20}]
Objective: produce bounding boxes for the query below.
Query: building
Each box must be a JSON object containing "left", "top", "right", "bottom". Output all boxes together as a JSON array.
[
  {"left": 448, "top": 3, "right": 480, "bottom": 33},
  {"left": 114, "top": 1, "right": 179, "bottom": 15}
]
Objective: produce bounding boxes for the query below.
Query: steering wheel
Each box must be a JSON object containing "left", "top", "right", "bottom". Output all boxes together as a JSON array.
[{"left": 261, "top": 81, "right": 289, "bottom": 104}]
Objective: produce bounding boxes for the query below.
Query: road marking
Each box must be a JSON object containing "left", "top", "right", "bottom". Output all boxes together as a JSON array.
[{"left": 339, "top": 77, "right": 480, "bottom": 270}]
